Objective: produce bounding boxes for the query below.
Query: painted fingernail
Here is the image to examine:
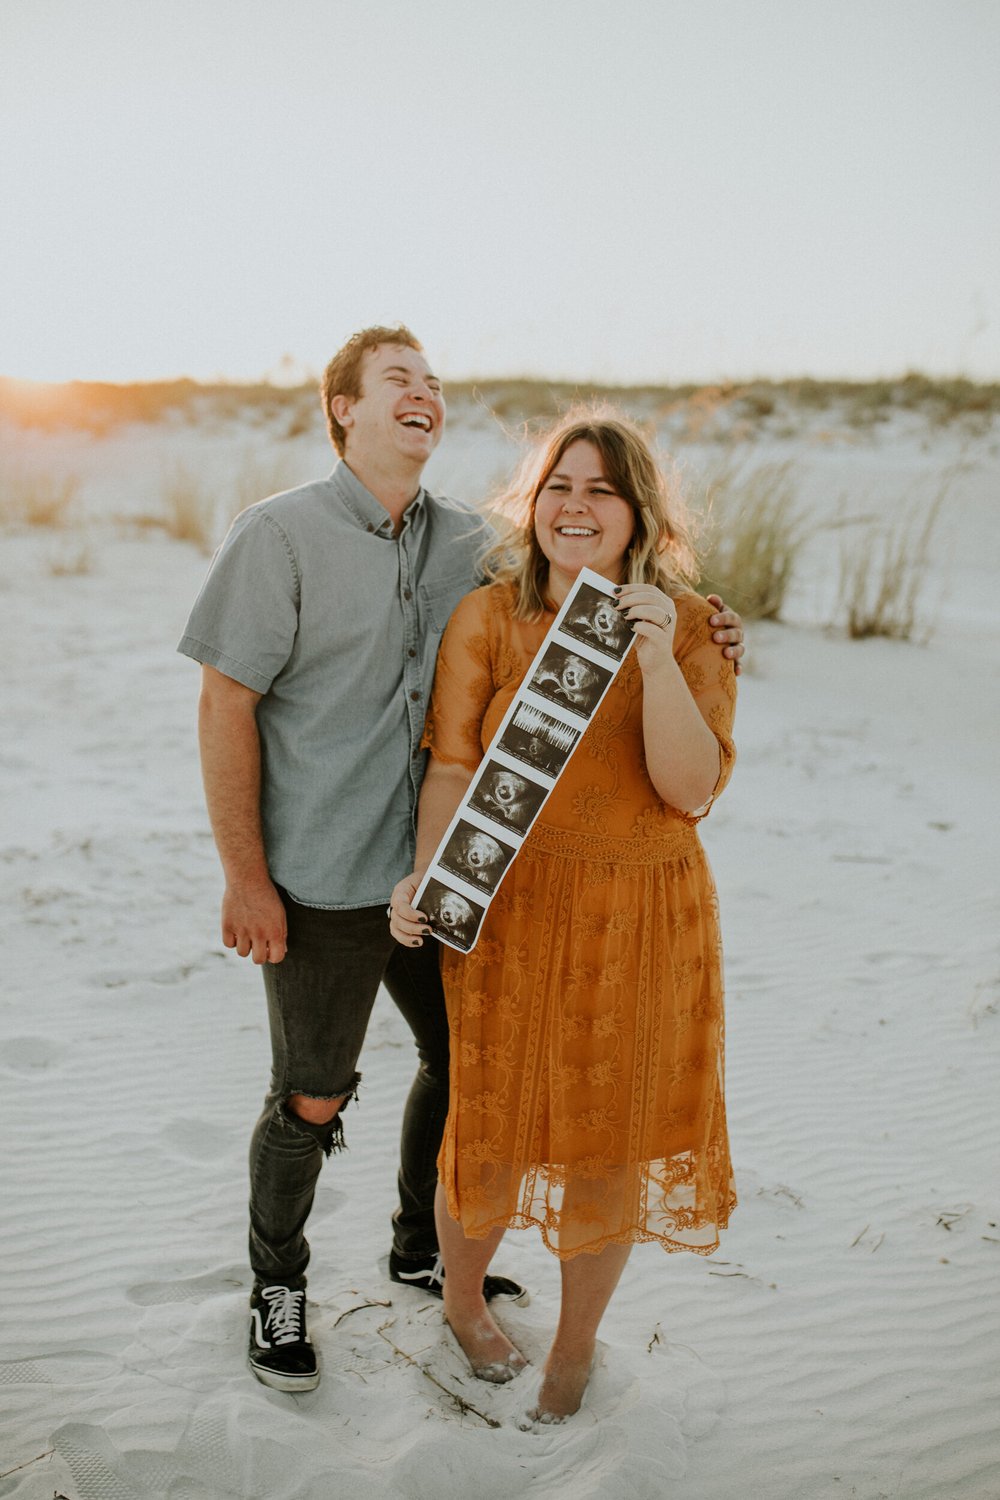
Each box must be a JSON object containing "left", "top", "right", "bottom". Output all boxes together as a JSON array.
[{"left": 613, "top": 585, "right": 623, "bottom": 594}]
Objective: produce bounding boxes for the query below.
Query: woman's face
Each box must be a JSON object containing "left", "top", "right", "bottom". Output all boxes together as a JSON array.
[{"left": 533, "top": 440, "right": 636, "bottom": 594}]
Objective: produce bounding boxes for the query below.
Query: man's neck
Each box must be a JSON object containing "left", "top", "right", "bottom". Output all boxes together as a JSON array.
[{"left": 343, "top": 452, "right": 425, "bottom": 532}]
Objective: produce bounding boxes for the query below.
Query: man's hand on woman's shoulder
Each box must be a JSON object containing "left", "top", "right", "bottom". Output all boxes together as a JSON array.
[{"left": 705, "top": 595, "right": 745, "bottom": 676}]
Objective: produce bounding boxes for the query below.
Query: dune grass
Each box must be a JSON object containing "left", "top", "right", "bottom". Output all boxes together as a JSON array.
[
  {"left": 47, "top": 543, "right": 94, "bottom": 576},
  {"left": 0, "top": 463, "right": 79, "bottom": 527},
  {"left": 839, "top": 489, "right": 945, "bottom": 641},
  {"left": 694, "top": 461, "right": 810, "bottom": 620},
  {"left": 158, "top": 449, "right": 309, "bottom": 552},
  {"left": 161, "top": 466, "right": 217, "bottom": 553}
]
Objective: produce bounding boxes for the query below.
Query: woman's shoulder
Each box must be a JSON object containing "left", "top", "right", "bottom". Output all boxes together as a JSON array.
[
  {"left": 444, "top": 579, "right": 518, "bottom": 635},
  {"left": 670, "top": 590, "right": 719, "bottom": 652}
]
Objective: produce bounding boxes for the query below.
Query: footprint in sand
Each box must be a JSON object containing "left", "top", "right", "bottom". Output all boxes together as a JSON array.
[
  {"left": 0, "top": 1351, "right": 121, "bottom": 1388},
  {"left": 87, "top": 962, "right": 203, "bottom": 991},
  {"left": 51, "top": 1422, "right": 142, "bottom": 1500},
  {"left": 0, "top": 1035, "right": 68, "bottom": 1071},
  {"left": 126, "top": 1265, "right": 247, "bottom": 1306}
]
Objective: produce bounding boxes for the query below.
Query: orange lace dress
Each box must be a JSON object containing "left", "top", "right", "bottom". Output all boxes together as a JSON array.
[{"left": 422, "top": 581, "right": 738, "bottom": 1258}]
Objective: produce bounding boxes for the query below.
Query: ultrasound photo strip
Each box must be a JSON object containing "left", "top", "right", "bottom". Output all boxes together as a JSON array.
[{"left": 414, "top": 567, "right": 636, "bottom": 954}]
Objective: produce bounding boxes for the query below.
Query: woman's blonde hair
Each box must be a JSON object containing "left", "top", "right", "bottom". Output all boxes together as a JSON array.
[{"left": 481, "top": 407, "right": 699, "bottom": 619}]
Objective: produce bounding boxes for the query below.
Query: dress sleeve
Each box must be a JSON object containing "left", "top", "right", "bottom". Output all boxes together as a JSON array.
[
  {"left": 421, "top": 588, "right": 497, "bottom": 772},
  {"left": 670, "top": 593, "right": 738, "bottom": 820}
]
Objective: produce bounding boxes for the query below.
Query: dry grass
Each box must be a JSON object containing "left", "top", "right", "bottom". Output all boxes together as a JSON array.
[
  {"left": 839, "top": 488, "right": 945, "bottom": 641},
  {"left": 161, "top": 465, "right": 217, "bottom": 553},
  {"left": 230, "top": 449, "right": 306, "bottom": 520},
  {"left": 158, "top": 450, "right": 308, "bottom": 552},
  {"left": 0, "top": 464, "right": 79, "bottom": 527},
  {"left": 695, "top": 461, "right": 810, "bottom": 620},
  {"left": 47, "top": 543, "right": 94, "bottom": 576}
]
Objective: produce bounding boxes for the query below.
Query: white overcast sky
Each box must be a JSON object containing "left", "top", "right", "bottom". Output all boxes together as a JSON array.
[{"left": 2, "top": 0, "right": 998, "bottom": 383}]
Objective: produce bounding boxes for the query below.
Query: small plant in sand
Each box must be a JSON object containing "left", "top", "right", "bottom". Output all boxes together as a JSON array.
[
  {"left": 230, "top": 449, "right": 307, "bottom": 521},
  {"left": 0, "top": 464, "right": 79, "bottom": 527},
  {"left": 47, "top": 542, "right": 94, "bottom": 577},
  {"left": 162, "top": 465, "right": 217, "bottom": 553},
  {"left": 695, "top": 461, "right": 809, "bottom": 620},
  {"left": 839, "top": 489, "right": 944, "bottom": 642}
]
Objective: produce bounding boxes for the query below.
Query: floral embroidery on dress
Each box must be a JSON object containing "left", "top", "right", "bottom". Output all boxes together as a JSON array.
[
  {"left": 584, "top": 1060, "right": 618, "bottom": 1089},
  {"left": 459, "top": 1138, "right": 496, "bottom": 1165},
  {"left": 598, "top": 957, "right": 630, "bottom": 988},
  {"left": 467, "top": 1089, "right": 508, "bottom": 1116},
  {"left": 608, "top": 907, "right": 638, "bottom": 937},
  {"left": 592, "top": 1003, "right": 626, "bottom": 1038},
  {"left": 682, "top": 659, "right": 707, "bottom": 694},
  {"left": 572, "top": 784, "right": 615, "bottom": 831}
]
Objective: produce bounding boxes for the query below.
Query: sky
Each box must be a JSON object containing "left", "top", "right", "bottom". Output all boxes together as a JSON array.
[{"left": 2, "top": 0, "right": 998, "bottom": 385}]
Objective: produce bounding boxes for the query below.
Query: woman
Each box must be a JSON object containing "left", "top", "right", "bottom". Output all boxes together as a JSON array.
[{"left": 389, "top": 410, "right": 737, "bottom": 1425}]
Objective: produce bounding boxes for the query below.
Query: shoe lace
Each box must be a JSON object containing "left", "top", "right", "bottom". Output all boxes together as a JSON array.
[
  {"left": 427, "top": 1254, "right": 444, "bottom": 1288},
  {"left": 261, "top": 1285, "right": 306, "bottom": 1345}
]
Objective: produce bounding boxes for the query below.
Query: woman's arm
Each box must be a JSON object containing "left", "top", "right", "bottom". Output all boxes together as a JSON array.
[{"left": 616, "top": 585, "right": 733, "bottom": 814}]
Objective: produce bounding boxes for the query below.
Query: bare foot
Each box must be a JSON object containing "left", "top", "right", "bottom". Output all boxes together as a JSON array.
[
  {"left": 524, "top": 1351, "right": 593, "bottom": 1424},
  {"left": 444, "top": 1300, "right": 527, "bottom": 1385}
]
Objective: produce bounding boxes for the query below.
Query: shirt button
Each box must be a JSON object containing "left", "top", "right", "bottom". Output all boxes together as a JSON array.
[
  {"left": 403, "top": 588, "right": 412, "bottom": 601},
  {"left": 409, "top": 690, "right": 420, "bottom": 701},
  {"left": 407, "top": 648, "right": 417, "bottom": 658}
]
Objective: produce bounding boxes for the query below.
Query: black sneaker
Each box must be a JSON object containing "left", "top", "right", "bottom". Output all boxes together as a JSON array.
[
  {"left": 388, "top": 1249, "right": 530, "bottom": 1306},
  {"left": 248, "top": 1283, "right": 319, "bottom": 1391}
]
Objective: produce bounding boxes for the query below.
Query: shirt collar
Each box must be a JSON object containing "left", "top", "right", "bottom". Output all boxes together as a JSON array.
[{"left": 330, "top": 460, "right": 426, "bottom": 538}]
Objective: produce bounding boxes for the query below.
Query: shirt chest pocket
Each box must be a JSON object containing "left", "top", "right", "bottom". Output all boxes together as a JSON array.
[{"left": 419, "top": 575, "right": 474, "bottom": 633}]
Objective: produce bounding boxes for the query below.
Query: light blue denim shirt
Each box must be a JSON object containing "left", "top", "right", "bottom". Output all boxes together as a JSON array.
[{"left": 178, "top": 462, "right": 491, "bottom": 908}]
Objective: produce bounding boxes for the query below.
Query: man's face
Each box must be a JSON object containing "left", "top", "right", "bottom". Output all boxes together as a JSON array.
[{"left": 336, "top": 343, "right": 445, "bottom": 471}]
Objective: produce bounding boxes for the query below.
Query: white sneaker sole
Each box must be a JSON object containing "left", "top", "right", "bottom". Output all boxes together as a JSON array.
[{"left": 249, "top": 1357, "right": 320, "bottom": 1392}]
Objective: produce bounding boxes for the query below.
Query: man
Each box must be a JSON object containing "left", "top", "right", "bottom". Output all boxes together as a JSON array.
[{"left": 178, "top": 325, "right": 745, "bottom": 1391}]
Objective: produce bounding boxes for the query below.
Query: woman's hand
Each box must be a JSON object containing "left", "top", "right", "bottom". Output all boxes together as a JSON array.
[
  {"left": 615, "top": 584, "right": 678, "bottom": 673},
  {"left": 388, "top": 872, "right": 428, "bottom": 947}
]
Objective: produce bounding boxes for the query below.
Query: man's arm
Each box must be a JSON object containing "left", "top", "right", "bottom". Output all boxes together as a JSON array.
[{"left": 198, "top": 664, "right": 287, "bottom": 965}]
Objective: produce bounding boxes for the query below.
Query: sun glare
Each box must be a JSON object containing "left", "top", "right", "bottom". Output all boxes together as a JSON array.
[{"left": 0, "top": 378, "right": 66, "bottom": 421}]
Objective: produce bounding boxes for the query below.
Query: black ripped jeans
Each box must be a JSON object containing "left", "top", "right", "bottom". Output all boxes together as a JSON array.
[{"left": 248, "top": 893, "right": 450, "bottom": 1288}]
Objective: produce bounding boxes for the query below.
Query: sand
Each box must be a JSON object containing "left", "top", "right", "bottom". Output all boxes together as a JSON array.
[{"left": 1, "top": 403, "right": 998, "bottom": 1499}]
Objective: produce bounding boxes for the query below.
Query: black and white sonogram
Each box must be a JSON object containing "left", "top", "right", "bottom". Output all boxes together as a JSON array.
[
  {"left": 467, "top": 759, "right": 548, "bottom": 835},
  {"left": 439, "top": 819, "right": 516, "bottom": 895},
  {"left": 527, "top": 643, "right": 612, "bottom": 719},
  {"left": 420, "top": 878, "right": 484, "bottom": 952},
  {"left": 560, "top": 581, "right": 634, "bottom": 660},
  {"left": 497, "top": 702, "right": 581, "bottom": 777}
]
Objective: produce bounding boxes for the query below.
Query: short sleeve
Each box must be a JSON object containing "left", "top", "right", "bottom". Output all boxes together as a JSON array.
[
  {"left": 421, "top": 588, "right": 498, "bottom": 772},
  {"left": 672, "top": 593, "right": 738, "bottom": 819},
  {"left": 177, "top": 508, "right": 300, "bottom": 693}
]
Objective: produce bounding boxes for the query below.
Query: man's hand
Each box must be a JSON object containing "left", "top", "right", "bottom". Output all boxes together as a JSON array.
[
  {"left": 706, "top": 594, "right": 745, "bottom": 676},
  {"left": 222, "top": 878, "right": 288, "bottom": 965}
]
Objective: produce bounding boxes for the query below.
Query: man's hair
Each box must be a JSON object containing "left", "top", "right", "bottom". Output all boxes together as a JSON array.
[{"left": 321, "top": 324, "right": 423, "bottom": 455}]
